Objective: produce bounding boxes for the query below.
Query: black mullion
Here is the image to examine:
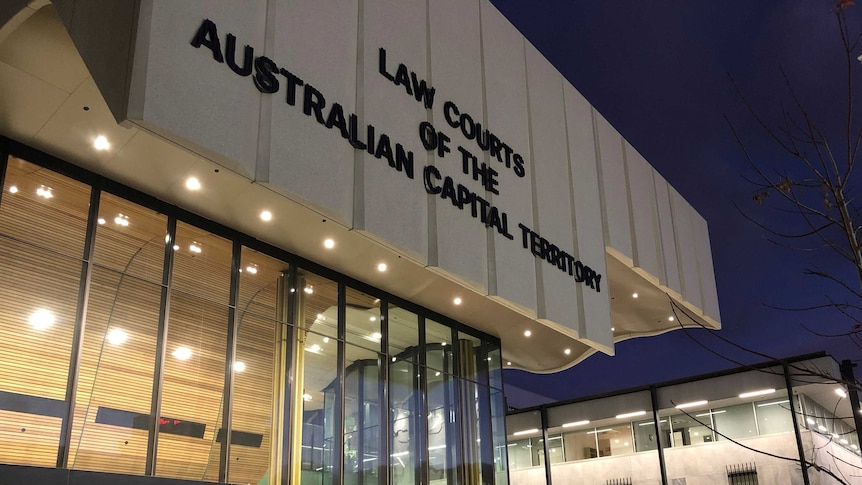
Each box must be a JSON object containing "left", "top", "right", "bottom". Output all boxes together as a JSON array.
[
  {"left": 650, "top": 386, "right": 669, "bottom": 485},
  {"left": 416, "top": 316, "right": 429, "bottom": 485},
  {"left": 279, "top": 267, "right": 298, "bottom": 485},
  {"left": 476, "top": 341, "right": 495, "bottom": 485},
  {"left": 0, "top": 142, "right": 8, "bottom": 206},
  {"left": 56, "top": 184, "right": 100, "bottom": 468},
  {"left": 783, "top": 364, "right": 810, "bottom": 485},
  {"left": 442, "top": 346, "right": 454, "bottom": 485},
  {"left": 379, "top": 298, "right": 390, "bottom": 485},
  {"left": 219, "top": 241, "right": 242, "bottom": 482},
  {"left": 145, "top": 216, "right": 177, "bottom": 475},
  {"left": 450, "top": 326, "right": 465, "bottom": 485},
  {"left": 336, "top": 282, "right": 347, "bottom": 485}
]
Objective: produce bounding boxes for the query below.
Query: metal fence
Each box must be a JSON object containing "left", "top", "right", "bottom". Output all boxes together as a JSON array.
[{"left": 726, "top": 462, "right": 758, "bottom": 485}]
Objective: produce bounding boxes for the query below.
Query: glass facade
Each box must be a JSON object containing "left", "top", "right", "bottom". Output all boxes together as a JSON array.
[{"left": 0, "top": 147, "right": 508, "bottom": 485}]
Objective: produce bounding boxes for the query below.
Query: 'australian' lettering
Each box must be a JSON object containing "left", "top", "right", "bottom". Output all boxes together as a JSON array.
[{"left": 191, "top": 19, "right": 415, "bottom": 180}]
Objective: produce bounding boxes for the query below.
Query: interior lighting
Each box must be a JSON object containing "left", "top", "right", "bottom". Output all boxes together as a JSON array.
[
  {"left": 377, "top": 262, "right": 387, "bottom": 272},
  {"left": 564, "top": 348, "right": 571, "bottom": 355},
  {"left": 512, "top": 429, "right": 539, "bottom": 436},
  {"left": 97, "top": 218, "right": 106, "bottom": 225},
  {"left": 106, "top": 328, "right": 128, "bottom": 345},
  {"left": 309, "top": 344, "right": 321, "bottom": 352},
  {"left": 302, "top": 393, "right": 312, "bottom": 401},
  {"left": 189, "top": 242, "right": 202, "bottom": 253},
  {"left": 93, "top": 135, "right": 110, "bottom": 151},
  {"left": 453, "top": 297, "right": 462, "bottom": 305},
  {"left": 322, "top": 337, "right": 330, "bottom": 343},
  {"left": 524, "top": 330, "right": 531, "bottom": 337},
  {"left": 756, "top": 400, "right": 789, "bottom": 407},
  {"left": 675, "top": 400, "right": 708, "bottom": 410},
  {"left": 616, "top": 410, "right": 647, "bottom": 419},
  {"left": 739, "top": 389, "right": 775, "bottom": 399},
  {"left": 371, "top": 332, "right": 382, "bottom": 340},
  {"left": 836, "top": 388, "right": 847, "bottom": 398},
  {"left": 562, "top": 420, "right": 590, "bottom": 428},
  {"left": 233, "top": 361, "right": 246, "bottom": 373},
  {"left": 172, "top": 347, "right": 192, "bottom": 360},
  {"left": 29, "top": 309, "right": 55, "bottom": 330},
  {"left": 304, "top": 286, "right": 314, "bottom": 294},
  {"left": 818, "top": 425, "right": 828, "bottom": 432},
  {"left": 245, "top": 264, "right": 258, "bottom": 274},
  {"left": 435, "top": 371, "right": 441, "bottom": 377},
  {"left": 114, "top": 213, "right": 130, "bottom": 226},
  {"left": 36, "top": 185, "right": 53, "bottom": 199},
  {"left": 611, "top": 327, "right": 615, "bottom": 331},
  {"left": 172, "top": 244, "right": 180, "bottom": 250},
  {"left": 587, "top": 428, "right": 613, "bottom": 435},
  {"left": 639, "top": 420, "right": 666, "bottom": 426},
  {"left": 185, "top": 177, "right": 201, "bottom": 191},
  {"left": 806, "top": 418, "right": 816, "bottom": 425},
  {"left": 506, "top": 361, "right": 511, "bottom": 366},
  {"left": 8, "top": 185, "right": 18, "bottom": 194},
  {"left": 668, "top": 316, "right": 675, "bottom": 321},
  {"left": 323, "top": 238, "right": 335, "bottom": 249},
  {"left": 370, "top": 316, "right": 376, "bottom": 321},
  {"left": 260, "top": 210, "right": 272, "bottom": 222},
  {"left": 632, "top": 293, "right": 638, "bottom": 298},
  {"left": 695, "top": 410, "right": 726, "bottom": 417}
]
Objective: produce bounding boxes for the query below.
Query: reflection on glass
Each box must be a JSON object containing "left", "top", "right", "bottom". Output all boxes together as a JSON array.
[
  {"left": 156, "top": 224, "right": 232, "bottom": 480},
  {"left": 754, "top": 397, "right": 793, "bottom": 435},
  {"left": 667, "top": 413, "right": 713, "bottom": 446},
  {"left": 562, "top": 428, "right": 597, "bottom": 461},
  {"left": 345, "top": 288, "right": 381, "bottom": 350},
  {"left": 491, "top": 389, "right": 509, "bottom": 485},
  {"left": 390, "top": 357, "right": 418, "bottom": 485},
  {"left": 298, "top": 271, "right": 338, "bottom": 339},
  {"left": 388, "top": 304, "right": 418, "bottom": 363},
  {"left": 632, "top": 418, "right": 659, "bottom": 452},
  {"left": 71, "top": 193, "right": 165, "bottom": 474},
  {"left": 343, "top": 344, "right": 382, "bottom": 485},
  {"left": 229, "top": 247, "right": 287, "bottom": 485},
  {"left": 713, "top": 404, "right": 757, "bottom": 441},
  {"left": 594, "top": 424, "right": 633, "bottom": 457},
  {"left": 0, "top": 157, "right": 89, "bottom": 466},
  {"left": 428, "top": 367, "right": 456, "bottom": 484}
]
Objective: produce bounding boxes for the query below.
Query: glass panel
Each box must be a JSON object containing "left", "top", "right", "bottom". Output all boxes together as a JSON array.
[
  {"left": 387, "top": 304, "right": 418, "bottom": 363},
  {"left": 390, "top": 355, "right": 419, "bottom": 485},
  {"left": 713, "top": 403, "right": 757, "bottom": 441},
  {"left": 458, "top": 331, "right": 484, "bottom": 385},
  {"left": 0, "top": 156, "right": 90, "bottom": 258},
  {"left": 425, "top": 319, "right": 453, "bottom": 374},
  {"left": 666, "top": 413, "right": 713, "bottom": 446},
  {"left": 228, "top": 247, "right": 287, "bottom": 485},
  {"left": 70, "top": 268, "right": 161, "bottom": 474},
  {"left": 69, "top": 192, "right": 166, "bottom": 474},
  {"left": 93, "top": 192, "right": 167, "bottom": 284},
  {"left": 0, "top": 157, "right": 89, "bottom": 466},
  {"left": 301, "top": 329, "right": 337, "bottom": 485},
  {"left": 632, "top": 418, "right": 658, "bottom": 452},
  {"left": 595, "top": 424, "right": 633, "bottom": 457},
  {"left": 487, "top": 342, "right": 503, "bottom": 391},
  {"left": 754, "top": 397, "right": 793, "bottom": 435},
  {"left": 506, "top": 438, "right": 534, "bottom": 470},
  {"left": 156, "top": 225, "right": 233, "bottom": 480},
  {"left": 299, "top": 271, "right": 338, "bottom": 339},
  {"left": 344, "top": 345, "right": 382, "bottom": 485},
  {"left": 427, "top": 368, "right": 456, "bottom": 484},
  {"left": 561, "top": 428, "right": 596, "bottom": 461},
  {"left": 490, "top": 388, "right": 509, "bottom": 485},
  {"left": 545, "top": 433, "right": 564, "bottom": 464},
  {"left": 345, "top": 288, "right": 381, "bottom": 351}
]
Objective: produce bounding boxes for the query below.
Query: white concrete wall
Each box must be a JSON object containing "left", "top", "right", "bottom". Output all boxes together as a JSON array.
[{"left": 115, "top": 0, "right": 720, "bottom": 349}]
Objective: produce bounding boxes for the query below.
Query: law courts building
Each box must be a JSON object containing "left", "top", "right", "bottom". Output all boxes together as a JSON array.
[{"left": 0, "top": 2, "right": 720, "bottom": 484}]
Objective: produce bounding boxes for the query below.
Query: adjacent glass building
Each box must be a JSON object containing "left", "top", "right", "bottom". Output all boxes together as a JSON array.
[
  {"left": 0, "top": 150, "right": 508, "bottom": 484},
  {"left": 506, "top": 354, "right": 862, "bottom": 485}
]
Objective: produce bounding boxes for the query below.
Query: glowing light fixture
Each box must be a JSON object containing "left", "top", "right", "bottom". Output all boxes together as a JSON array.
[
  {"left": 173, "top": 347, "right": 192, "bottom": 360},
  {"left": 114, "top": 213, "right": 130, "bottom": 226},
  {"left": 632, "top": 293, "right": 638, "bottom": 298},
  {"left": 303, "top": 393, "right": 312, "bottom": 401},
  {"left": 695, "top": 410, "right": 726, "bottom": 417},
  {"left": 616, "top": 410, "right": 647, "bottom": 419},
  {"left": 506, "top": 361, "right": 511, "bottom": 366},
  {"left": 675, "top": 400, "right": 708, "bottom": 410},
  {"left": 245, "top": 264, "right": 258, "bottom": 274},
  {"left": 806, "top": 418, "right": 816, "bottom": 425},
  {"left": 8, "top": 185, "right": 18, "bottom": 194},
  {"left": 189, "top": 242, "right": 202, "bottom": 253},
  {"left": 512, "top": 429, "right": 539, "bottom": 436},
  {"left": 668, "top": 316, "right": 675, "bottom": 321},
  {"left": 323, "top": 337, "right": 330, "bottom": 343},
  {"left": 36, "top": 185, "right": 53, "bottom": 199},
  {"left": 234, "top": 361, "right": 246, "bottom": 373},
  {"left": 304, "top": 285, "right": 314, "bottom": 294},
  {"left": 370, "top": 316, "right": 377, "bottom": 322},
  {"left": 524, "top": 330, "right": 531, "bottom": 337},
  {"left": 564, "top": 348, "right": 571, "bottom": 355},
  {"left": 185, "top": 177, "right": 201, "bottom": 191},
  {"left": 836, "top": 388, "right": 847, "bottom": 398},
  {"left": 309, "top": 344, "right": 321, "bottom": 352},
  {"left": 562, "top": 420, "right": 590, "bottom": 428},
  {"left": 93, "top": 135, "right": 110, "bottom": 151},
  {"left": 172, "top": 244, "right": 180, "bottom": 251},
  {"left": 372, "top": 332, "right": 382, "bottom": 340},
  {"left": 29, "top": 309, "right": 55, "bottom": 330},
  {"left": 739, "top": 388, "right": 775, "bottom": 399},
  {"left": 453, "top": 297, "right": 462, "bottom": 305},
  {"left": 106, "top": 328, "right": 128, "bottom": 345},
  {"left": 260, "top": 210, "right": 273, "bottom": 222},
  {"left": 377, "top": 262, "right": 387, "bottom": 272},
  {"left": 97, "top": 217, "right": 106, "bottom": 225},
  {"left": 818, "top": 425, "right": 828, "bottom": 432},
  {"left": 323, "top": 238, "right": 335, "bottom": 249}
]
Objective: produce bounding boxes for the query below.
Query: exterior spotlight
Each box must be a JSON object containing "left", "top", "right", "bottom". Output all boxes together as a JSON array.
[
  {"left": 260, "top": 210, "right": 273, "bottom": 221},
  {"left": 453, "top": 297, "right": 462, "bottom": 305},
  {"left": 324, "top": 238, "right": 335, "bottom": 249},
  {"left": 185, "top": 177, "right": 201, "bottom": 190},
  {"left": 94, "top": 135, "right": 110, "bottom": 151}
]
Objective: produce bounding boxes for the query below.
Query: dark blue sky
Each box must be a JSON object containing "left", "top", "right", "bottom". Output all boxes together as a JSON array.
[{"left": 490, "top": 1, "right": 862, "bottom": 403}]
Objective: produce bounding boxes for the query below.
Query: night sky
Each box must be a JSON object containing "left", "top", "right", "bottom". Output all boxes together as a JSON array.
[{"left": 490, "top": 1, "right": 862, "bottom": 404}]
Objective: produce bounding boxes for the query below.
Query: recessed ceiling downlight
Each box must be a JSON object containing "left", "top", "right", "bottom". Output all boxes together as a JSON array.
[{"left": 29, "top": 309, "right": 55, "bottom": 330}]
